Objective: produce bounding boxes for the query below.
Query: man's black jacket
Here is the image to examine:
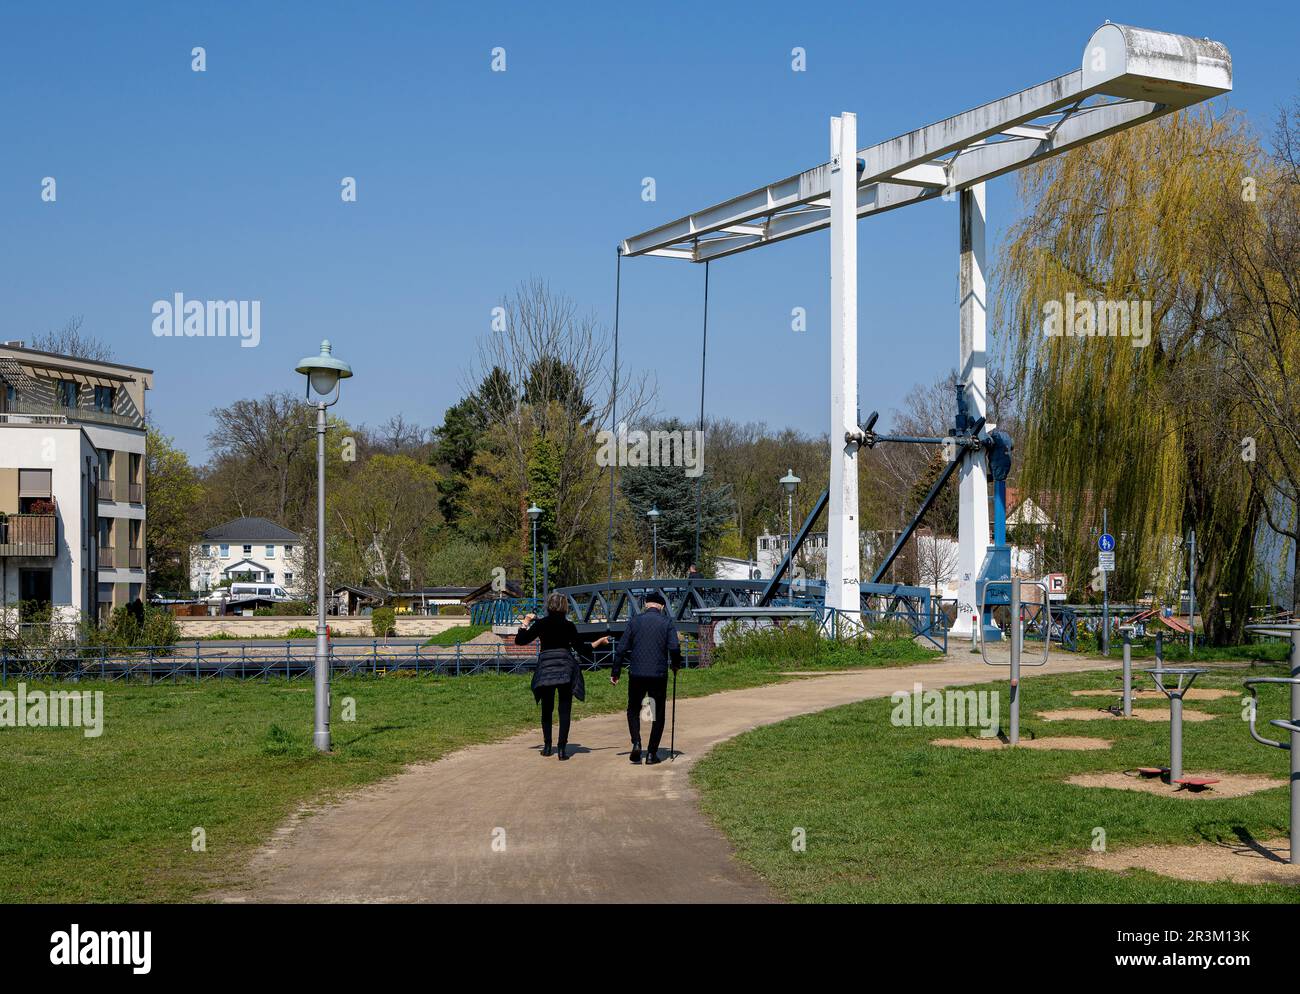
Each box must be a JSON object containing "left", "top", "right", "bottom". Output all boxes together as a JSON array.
[{"left": 612, "top": 607, "right": 682, "bottom": 680}]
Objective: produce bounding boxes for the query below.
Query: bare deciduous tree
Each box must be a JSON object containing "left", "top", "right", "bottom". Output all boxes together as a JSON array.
[{"left": 29, "top": 316, "right": 115, "bottom": 362}]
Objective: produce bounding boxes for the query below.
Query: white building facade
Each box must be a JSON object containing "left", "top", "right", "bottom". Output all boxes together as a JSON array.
[
  {"left": 190, "top": 517, "right": 305, "bottom": 598},
  {"left": 0, "top": 343, "right": 152, "bottom": 626}
]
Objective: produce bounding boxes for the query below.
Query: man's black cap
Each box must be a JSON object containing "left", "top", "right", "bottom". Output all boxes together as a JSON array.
[{"left": 644, "top": 591, "right": 666, "bottom": 606}]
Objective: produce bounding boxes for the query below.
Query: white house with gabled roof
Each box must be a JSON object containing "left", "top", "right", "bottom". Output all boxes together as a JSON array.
[{"left": 189, "top": 516, "right": 305, "bottom": 597}]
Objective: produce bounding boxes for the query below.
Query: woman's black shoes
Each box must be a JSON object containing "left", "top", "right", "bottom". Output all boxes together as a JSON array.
[
  {"left": 541, "top": 745, "right": 552, "bottom": 757},
  {"left": 557, "top": 745, "right": 569, "bottom": 761},
  {"left": 629, "top": 745, "right": 642, "bottom": 764}
]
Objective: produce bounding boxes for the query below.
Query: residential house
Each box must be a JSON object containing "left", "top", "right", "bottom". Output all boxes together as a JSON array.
[{"left": 190, "top": 517, "right": 305, "bottom": 597}]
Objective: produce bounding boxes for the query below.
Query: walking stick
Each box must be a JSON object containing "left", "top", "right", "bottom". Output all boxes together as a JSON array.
[{"left": 670, "top": 666, "right": 678, "bottom": 760}]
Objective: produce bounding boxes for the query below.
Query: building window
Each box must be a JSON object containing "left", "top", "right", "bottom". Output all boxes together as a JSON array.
[
  {"left": 243, "top": 544, "right": 252, "bottom": 555},
  {"left": 284, "top": 544, "right": 294, "bottom": 555},
  {"left": 265, "top": 545, "right": 275, "bottom": 558},
  {"left": 94, "top": 385, "right": 115, "bottom": 413},
  {"left": 200, "top": 544, "right": 210, "bottom": 556},
  {"left": 219, "top": 544, "right": 229, "bottom": 557},
  {"left": 4, "top": 384, "right": 16, "bottom": 407},
  {"left": 284, "top": 573, "right": 294, "bottom": 585},
  {"left": 57, "top": 380, "right": 79, "bottom": 408},
  {"left": 97, "top": 582, "right": 114, "bottom": 621},
  {"left": 97, "top": 449, "right": 113, "bottom": 484}
]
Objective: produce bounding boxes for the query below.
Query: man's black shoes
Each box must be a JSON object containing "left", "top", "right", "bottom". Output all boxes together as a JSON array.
[
  {"left": 557, "top": 745, "right": 569, "bottom": 761},
  {"left": 541, "top": 745, "right": 552, "bottom": 757},
  {"left": 629, "top": 745, "right": 642, "bottom": 764},
  {"left": 645, "top": 751, "right": 663, "bottom": 765}
]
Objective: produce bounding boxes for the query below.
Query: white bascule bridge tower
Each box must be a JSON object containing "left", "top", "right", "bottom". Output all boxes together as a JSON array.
[{"left": 619, "top": 24, "right": 1231, "bottom": 635}]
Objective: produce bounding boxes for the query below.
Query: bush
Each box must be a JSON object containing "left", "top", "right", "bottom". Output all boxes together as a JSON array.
[
  {"left": 371, "top": 607, "right": 396, "bottom": 639},
  {"left": 81, "top": 605, "right": 181, "bottom": 652},
  {"left": 253, "top": 601, "right": 312, "bottom": 616},
  {"left": 142, "top": 607, "right": 181, "bottom": 648}
]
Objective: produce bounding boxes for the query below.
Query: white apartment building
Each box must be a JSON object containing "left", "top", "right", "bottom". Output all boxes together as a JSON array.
[
  {"left": 190, "top": 517, "right": 305, "bottom": 597},
  {"left": 0, "top": 343, "right": 151, "bottom": 625}
]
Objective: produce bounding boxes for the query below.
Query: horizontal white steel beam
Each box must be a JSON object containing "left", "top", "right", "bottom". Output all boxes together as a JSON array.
[{"left": 620, "top": 23, "right": 1231, "bottom": 262}]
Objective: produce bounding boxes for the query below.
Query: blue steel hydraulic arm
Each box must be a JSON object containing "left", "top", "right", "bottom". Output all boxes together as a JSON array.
[{"left": 759, "top": 383, "right": 1010, "bottom": 606}]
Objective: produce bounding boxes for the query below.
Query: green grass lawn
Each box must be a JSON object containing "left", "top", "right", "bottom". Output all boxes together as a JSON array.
[
  {"left": 422, "top": 624, "right": 491, "bottom": 646},
  {"left": 0, "top": 636, "right": 934, "bottom": 902},
  {"left": 691, "top": 664, "right": 1299, "bottom": 902}
]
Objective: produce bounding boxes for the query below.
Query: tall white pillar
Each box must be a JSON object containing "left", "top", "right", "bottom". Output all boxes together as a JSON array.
[
  {"left": 827, "top": 113, "right": 860, "bottom": 618},
  {"left": 953, "top": 183, "right": 990, "bottom": 638}
]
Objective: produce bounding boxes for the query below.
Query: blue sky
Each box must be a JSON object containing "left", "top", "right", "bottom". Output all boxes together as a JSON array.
[{"left": 2, "top": 0, "right": 1295, "bottom": 461}]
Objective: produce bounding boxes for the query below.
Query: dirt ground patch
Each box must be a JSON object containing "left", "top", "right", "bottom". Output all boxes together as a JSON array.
[
  {"left": 1071, "top": 688, "right": 1235, "bottom": 701},
  {"left": 1066, "top": 770, "right": 1285, "bottom": 799},
  {"left": 1083, "top": 836, "right": 1300, "bottom": 885},
  {"left": 1038, "top": 707, "right": 1216, "bottom": 723},
  {"left": 932, "top": 736, "right": 1112, "bottom": 751}
]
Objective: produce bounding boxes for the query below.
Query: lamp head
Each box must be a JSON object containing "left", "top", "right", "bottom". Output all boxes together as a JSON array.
[
  {"left": 779, "top": 468, "right": 801, "bottom": 494},
  {"left": 527, "top": 503, "right": 543, "bottom": 522},
  {"left": 295, "top": 340, "right": 353, "bottom": 398}
]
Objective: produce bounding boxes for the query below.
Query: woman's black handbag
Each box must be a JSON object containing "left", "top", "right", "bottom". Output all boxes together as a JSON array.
[{"left": 571, "top": 659, "right": 586, "bottom": 702}]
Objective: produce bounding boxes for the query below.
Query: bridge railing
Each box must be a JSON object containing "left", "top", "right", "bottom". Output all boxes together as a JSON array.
[
  {"left": 550, "top": 579, "right": 949, "bottom": 650},
  {"left": 469, "top": 598, "right": 543, "bottom": 626}
]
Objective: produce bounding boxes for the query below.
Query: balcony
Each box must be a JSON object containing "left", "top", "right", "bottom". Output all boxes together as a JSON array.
[
  {"left": 129, "top": 548, "right": 143, "bottom": 569},
  {"left": 98, "top": 546, "right": 114, "bottom": 568},
  {"left": 1, "top": 400, "right": 140, "bottom": 430},
  {"left": 98, "top": 478, "right": 114, "bottom": 501},
  {"left": 128, "top": 482, "right": 143, "bottom": 503},
  {"left": 0, "top": 513, "right": 57, "bottom": 557}
]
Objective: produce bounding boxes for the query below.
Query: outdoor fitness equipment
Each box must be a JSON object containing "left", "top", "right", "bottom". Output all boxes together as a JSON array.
[
  {"left": 1143, "top": 665, "right": 1213, "bottom": 788},
  {"left": 1243, "top": 622, "right": 1300, "bottom": 864},
  {"left": 978, "top": 577, "right": 1049, "bottom": 745}
]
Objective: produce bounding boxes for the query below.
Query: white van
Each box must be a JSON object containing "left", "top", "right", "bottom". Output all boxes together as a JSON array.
[{"left": 226, "top": 582, "right": 292, "bottom": 601}]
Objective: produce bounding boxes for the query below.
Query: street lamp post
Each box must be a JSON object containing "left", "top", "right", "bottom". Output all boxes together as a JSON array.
[
  {"left": 527, "top": 503, "right": 542, "bottom": 603},
  {"left": 780, "top": 468, "right": 800, "bottom": 564},
  {"left": 294, "top": 339, "right": 353, "bottom": 753},
  {"left": 647, "top": 505, "right": 661, "bottom": 576}
]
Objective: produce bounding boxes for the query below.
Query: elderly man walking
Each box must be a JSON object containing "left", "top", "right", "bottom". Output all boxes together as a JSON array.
[{"left": 611, "top": 591, "right": 683, "bottom": 764}]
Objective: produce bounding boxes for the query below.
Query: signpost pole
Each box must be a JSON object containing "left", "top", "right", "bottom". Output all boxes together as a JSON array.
[
  {"left": 1009, "top": 578, "right": 1021, "bottom": 746},
  {"left": 1122, "top": 628, "right": 1132, "bottom": 717},
  {"left": 1101, "top": 510, "right": 1109, "bottom": 656},
  {"left": 1188, "top": 529, "right": 1196, "bottom": 657}
]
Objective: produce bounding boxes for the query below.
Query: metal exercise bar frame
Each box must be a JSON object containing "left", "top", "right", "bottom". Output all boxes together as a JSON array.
[
  {"left": 1144, "top": 666, "right": 1208, "bottom": 783},
  {"left": 1244, "top": 623, "right": 1300, "bottom": 864}
]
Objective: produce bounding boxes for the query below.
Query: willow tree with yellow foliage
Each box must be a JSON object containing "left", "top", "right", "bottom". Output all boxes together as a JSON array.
[{"left": 995, "top": 105, "right": 1265, "bottom": 643}]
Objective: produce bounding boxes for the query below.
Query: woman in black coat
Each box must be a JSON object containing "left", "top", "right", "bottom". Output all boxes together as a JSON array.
[{"left": 515, "top": 592, "right": 609, "bottom": 760}]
